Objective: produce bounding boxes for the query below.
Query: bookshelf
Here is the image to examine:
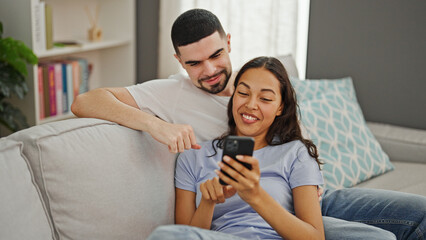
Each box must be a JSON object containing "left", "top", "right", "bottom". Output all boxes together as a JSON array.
[{"left": 0, "top": 0, "right": 136, "bottom": 126}]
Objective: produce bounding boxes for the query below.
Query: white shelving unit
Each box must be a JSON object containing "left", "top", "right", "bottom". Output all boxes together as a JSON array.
[
  {"left": 35, "top": 39, "right": 132, "bottom": 58},
  {"left": 0, "top": 0, "right": 136, "bottom": 126}
]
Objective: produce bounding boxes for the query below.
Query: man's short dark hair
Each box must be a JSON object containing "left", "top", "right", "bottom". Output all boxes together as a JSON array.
[{"left": 171, "top": 9, "right": 226, "bottom": 55}]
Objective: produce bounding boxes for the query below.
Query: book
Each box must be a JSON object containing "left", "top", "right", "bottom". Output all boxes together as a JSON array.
[
  {"left": 61, "top": 63, "right": 68, "bottom": 113},
  {"left": 48, "top": 64, "right": 57, "bottom": 116},
  {"left": 41, "top": 65, "right": 50, "bottom": 118},
  {"left": 37, "top": 66, "right": 45, "bottom": 120},
  {"left": 37, "top": 57, "right": 90, "bottom": 118},
  {"left": 67, "top": 57, "right": 90, "bottom": 94},
  {"left": 65, "top": 62, "right": 74, "bottom": 112},
  {"left": 54, "top": 63, "right": 63, "bottom": 115},
  {"left": 78, "top": 58, "right": 89, "bottom": 94},
  {"left": 32, "top": 0, "right": 46, "bottom": 52},
  {"left": 45, "top": 3, "right": 53, "bottom": 50}
]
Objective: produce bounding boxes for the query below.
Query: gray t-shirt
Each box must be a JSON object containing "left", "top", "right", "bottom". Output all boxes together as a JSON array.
[{"left": 126, "top": 73, "right": 230, "bottom": 142}]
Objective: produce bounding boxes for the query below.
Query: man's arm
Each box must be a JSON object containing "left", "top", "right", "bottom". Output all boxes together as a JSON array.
[{"left": 71, "top": 88, "right": 200, "bottom": 153}]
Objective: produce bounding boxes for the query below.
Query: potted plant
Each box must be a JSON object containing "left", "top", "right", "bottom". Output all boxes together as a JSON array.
[{"left": 0, "top": 21, "right": 38, "bottom": 134}]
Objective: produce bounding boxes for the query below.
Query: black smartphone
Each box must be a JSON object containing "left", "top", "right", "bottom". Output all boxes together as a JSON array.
[{"left": 219, "top": 136, "right": 255, "bottom": 185}]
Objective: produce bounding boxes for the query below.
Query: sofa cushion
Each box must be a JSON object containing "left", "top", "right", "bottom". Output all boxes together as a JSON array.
[
  {"left": 292, "top": 77, "right": 394, "bottom": 189},
  {"left": 276, "top": 54, "right": 299, "bottom": 78},
  {"left": 291, "top": 76, "right": 357, "bottom": 103},
  {"left": 0, "top": 138, "right": 53, "bottom": 240},
  {"left": 367, "top": 122, "right": 426, "bottom": 164},
  {"left": 8, "top": 118, "right": 176, "bottom": 240},
  {"left": 355, "top": 162, "right": 426, "bottom": 196}
]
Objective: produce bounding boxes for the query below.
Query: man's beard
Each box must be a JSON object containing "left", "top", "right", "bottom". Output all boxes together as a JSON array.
[{"left": 197, "top": 69, "right": 231, "bottom": 94}]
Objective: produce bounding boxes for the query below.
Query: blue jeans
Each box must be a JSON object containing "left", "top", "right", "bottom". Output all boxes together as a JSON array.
[
  {"left": 147, "top": 221, "right": 396, "bottom": 240},
  {"left": 322, "top": 188, "right": 426, "bottom": 240},
  {"left": 148, "top": 188, "right": 426, "bottom": 239},
  {"left": 147, "top": 225, "right": 246, "bottom": 240}
]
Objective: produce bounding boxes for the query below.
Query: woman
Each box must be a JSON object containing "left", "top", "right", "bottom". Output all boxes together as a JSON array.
[{"left": 150, "top": 57, "right": 325, "bottom": 240}]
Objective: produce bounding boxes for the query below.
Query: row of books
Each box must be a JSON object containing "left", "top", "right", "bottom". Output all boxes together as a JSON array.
[
  {"left": 32, "top": 0, "right": 53, "bottom": 51},
  {"left": 38, "top": 58, "right": 91, "bottom": 120}
]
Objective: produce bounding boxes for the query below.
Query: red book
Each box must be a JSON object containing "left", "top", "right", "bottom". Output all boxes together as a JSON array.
[
  {"left": 38, "top": 66, "right": 45, "bottom": 120},
  {"left": 48, "top": 64, "right": 57, "bottom": 116},
  {"left": 42, "top": 65, "right": 50, "bottom": 118}
]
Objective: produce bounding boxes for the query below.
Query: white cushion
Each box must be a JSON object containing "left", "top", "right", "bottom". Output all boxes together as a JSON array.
[{"left": 0, "top": 139, "right": 53, "bottom": 240}]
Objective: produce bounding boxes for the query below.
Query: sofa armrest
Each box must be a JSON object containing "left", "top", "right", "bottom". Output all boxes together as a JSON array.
[{"left": 367, "top": 121, "right": 426, "bottom": 164}]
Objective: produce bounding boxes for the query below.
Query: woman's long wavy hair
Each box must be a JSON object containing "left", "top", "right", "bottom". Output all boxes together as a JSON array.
[{"left": 213, "top": 56, "right": 322, "bottom": 167}]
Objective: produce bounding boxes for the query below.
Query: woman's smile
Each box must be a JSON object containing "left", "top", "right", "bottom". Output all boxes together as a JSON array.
[
  {"left": 241, "top": 113, "right": 259, "bottom": 123},
  {"left": 233, "top": 68, "right": 283, "bottom": 148}
]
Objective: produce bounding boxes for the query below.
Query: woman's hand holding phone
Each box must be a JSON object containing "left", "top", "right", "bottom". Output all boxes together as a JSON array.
[
  {"left": 219, "top": 136, "right": 254, "bottom": 185},
  {"left": 215, "top": 155, "right": 262, "bottom": 204}
]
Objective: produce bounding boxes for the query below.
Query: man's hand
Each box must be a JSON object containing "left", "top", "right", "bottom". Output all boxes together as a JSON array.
[{"left": 149, "top": 120, "right": 201, "bottom": 153}]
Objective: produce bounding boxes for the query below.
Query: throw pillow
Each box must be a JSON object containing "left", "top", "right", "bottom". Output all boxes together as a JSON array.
[
  {"left": 290, "top": 76, "right": 357, "bottom": 102},
  {"left": 292, "top": 77, "right": 394, "bottom": 189}
]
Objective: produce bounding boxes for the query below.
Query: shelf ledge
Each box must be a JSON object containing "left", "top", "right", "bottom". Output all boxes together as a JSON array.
[
  {"left": 38, "top": 112, "right": 76, "bottom": 125},
  {"left": 35, "top": 39, "right": 131, "bottom": 58}
]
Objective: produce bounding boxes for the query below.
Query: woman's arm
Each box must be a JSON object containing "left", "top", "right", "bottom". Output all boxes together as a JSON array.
[
  {"left": 175, "top": 188, "right": 197, "bottom": 225},
  {"left": 175, "top": 188, "right": 215, "bottom": 229},
  {"left": 250, "top": 186, "right": 324, "bottom": 240},
  {"left": 217, "top": 155, "right": 324, "bottom": 240},
  {"left": 175, "top": 178, "right": 235, "bottom": 229}
]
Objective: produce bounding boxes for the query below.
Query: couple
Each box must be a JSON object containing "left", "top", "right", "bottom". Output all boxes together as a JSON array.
[{"left": 72, "top": 9, "right": 426, "bottom": 239}]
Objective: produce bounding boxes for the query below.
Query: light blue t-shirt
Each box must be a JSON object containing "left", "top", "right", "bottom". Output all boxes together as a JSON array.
[{"left": 175, "top": 140, "right": 324, "bottom": 239}]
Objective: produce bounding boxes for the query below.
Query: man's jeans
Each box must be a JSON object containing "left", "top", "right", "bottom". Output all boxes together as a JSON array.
[
  {"left": 148, "top": 188, "right": 426, "bottom": 239},
  {"left": 322, "top": 188, "right": 426, "bottom": 240}
]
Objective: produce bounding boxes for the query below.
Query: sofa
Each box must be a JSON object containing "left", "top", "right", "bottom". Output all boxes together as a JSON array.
[{"left": 1, "top": 117, "right": 426, "bottom": 240}]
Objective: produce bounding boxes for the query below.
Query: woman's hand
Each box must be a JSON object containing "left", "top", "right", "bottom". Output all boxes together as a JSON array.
[
  {"left": 176, "top": 178, "right": 235, "bottom": 230},
  {"left": 216, "top": 155, "right": 262, "bottom": 204},
  {"left": 200, "top": 177, "right": 237, "bottom": 205}
]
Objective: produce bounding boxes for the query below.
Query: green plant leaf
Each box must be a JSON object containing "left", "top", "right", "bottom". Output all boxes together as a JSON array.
[
  {"left": 14, "top": 83, "right": 28, "bottom": 99},
  {"left": 0, "top": 37, "right": 37, "bottom": 76},
  {"left": 0, "top": 21, "right": 36, "bottom": 133},
  {"left": 0, "top": 38, "right": 27, "bottom": 75},
  {"left": 0, "top": 62, "right": 27, "bottom": 98},
  {"left": 0, "top": 100, "right": 29, "bottom": 132},
  {"left": 16, "top": 40, "right": 38, "bottom": 64}
]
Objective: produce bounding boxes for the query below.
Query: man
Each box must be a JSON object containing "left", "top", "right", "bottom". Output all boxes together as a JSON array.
[{"left": 72, "top": 9, "right": 425, "bottom": 240}]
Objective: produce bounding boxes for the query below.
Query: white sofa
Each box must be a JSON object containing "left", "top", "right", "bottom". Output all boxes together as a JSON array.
[{"left": 1, "top": 118, "right": 425, "bottom": 240}]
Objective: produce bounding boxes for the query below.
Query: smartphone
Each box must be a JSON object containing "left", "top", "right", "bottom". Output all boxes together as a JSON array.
[{"left": 219, "top": 136, "right": 255, "bottom": 185}]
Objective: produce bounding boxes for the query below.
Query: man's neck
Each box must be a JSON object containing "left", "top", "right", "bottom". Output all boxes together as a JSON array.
[{"left": 216, "top": 71, "right": 237, "bottom": 97}]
